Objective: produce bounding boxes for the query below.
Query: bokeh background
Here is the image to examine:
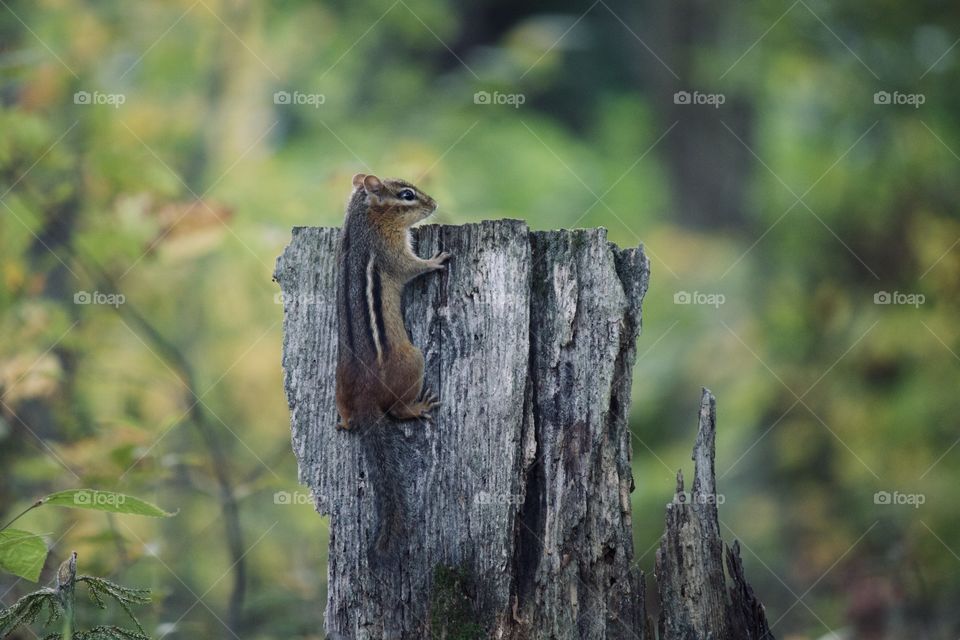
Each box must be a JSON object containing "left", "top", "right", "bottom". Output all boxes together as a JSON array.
[{"left": 1, "top": 0, "right": 959, "bottom": 638}]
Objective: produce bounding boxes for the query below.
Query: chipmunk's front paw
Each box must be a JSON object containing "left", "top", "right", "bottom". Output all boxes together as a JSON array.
[{"left": 428, "top": 251, "right": 451, "bottom": 270}]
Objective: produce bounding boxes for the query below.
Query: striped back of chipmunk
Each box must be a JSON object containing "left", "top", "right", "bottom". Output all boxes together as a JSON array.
[{"left": 337, "top": 210, "right": 389, "bottom": 369}]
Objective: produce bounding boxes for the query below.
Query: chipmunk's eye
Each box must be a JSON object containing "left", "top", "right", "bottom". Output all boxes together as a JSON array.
[{"left": 397, "top": 189, "right": 417, "bottom": 202}]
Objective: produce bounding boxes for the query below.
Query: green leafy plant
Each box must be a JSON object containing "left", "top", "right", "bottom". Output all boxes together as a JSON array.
[{"left": 0, "top": 490, "right": 174, "bottom": 639}]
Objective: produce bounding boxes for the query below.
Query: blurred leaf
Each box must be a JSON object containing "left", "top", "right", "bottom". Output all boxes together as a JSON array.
[
  {"left": 43, "top": 490, "right": 175, "bottom": 518},
  {"left": 150, "top": 199, "right": 234, "bottom": 259},
  {"left": 0, "top": 352, "right": 62, "bottom": 403},
  {"left": 0, "top": 529, "right": 48, "bottom": 582}
]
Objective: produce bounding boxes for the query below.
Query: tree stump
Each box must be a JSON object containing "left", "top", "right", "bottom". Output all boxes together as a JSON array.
[
  {"left": 274, "top": 220, "right": 771, "bottom": 640},
  {"left": 275, "top": 221, "right": 647, "bottom": 639}
]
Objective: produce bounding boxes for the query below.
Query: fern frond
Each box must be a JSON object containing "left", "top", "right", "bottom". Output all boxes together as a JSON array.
[
  {"left": 0, "top": 588, "right": 58, "bottom": 637},
  {"left": 76, "top": 576, "right": 150, "bottom": 635},
  {"left": 43, "top": 626, "right": 149, "bottom": 640}
]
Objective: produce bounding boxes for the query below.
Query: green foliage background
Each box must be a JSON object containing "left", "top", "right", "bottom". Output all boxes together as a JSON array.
[{"left": 1, "top": 0, "right": 958, "bottom": 637}]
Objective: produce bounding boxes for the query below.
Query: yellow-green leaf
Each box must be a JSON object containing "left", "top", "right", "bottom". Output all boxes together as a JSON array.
[
  {"left": 43, "top": 490, "right": 175, "bottom": 518},
  {"left": 0, "top": 529, "right": 47, "bottom": 582}
]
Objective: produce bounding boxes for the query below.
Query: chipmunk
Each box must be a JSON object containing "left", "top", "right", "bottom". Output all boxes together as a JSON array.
[{"left": 334, "top": 173, "right": 450, "bottom": 560}]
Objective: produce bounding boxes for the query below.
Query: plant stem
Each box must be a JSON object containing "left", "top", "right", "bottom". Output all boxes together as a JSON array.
[{"left": 0, "top": 499, "right": 44, "bottom": 532}]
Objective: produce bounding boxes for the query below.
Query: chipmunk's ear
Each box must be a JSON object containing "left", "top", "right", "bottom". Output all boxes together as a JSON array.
[
  {"left": 351, "top": 173, "right": 366, "bottom": 188},
  {"left": 362, "top": 174, "right": 384, "bottom": 198}
]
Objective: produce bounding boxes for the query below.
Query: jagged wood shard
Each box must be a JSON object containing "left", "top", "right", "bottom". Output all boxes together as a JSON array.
[{"left": 655, "top": 389, "right": 774, "bottom": 640}]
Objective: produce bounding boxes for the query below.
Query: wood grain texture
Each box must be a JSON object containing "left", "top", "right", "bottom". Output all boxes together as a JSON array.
[{"left": 275, "top": 221, "right": 649, "bottom": 639}]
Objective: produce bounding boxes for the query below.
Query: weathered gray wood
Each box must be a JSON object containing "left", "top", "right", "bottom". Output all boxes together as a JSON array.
[
  {"left": 655, "top": 389, "right": 774, "bottom": 640},
  {"left": 726, "top": 541, "right": 774, "bottom": 640},
  {"left": 517, "top": 231, "right": 648, "bottom": 639},
  {"left": 274, "top": 221, "right": 649, "bottom": 639}
]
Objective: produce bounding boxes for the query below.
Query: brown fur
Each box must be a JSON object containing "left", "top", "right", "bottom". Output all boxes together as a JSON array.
[{"left": 335, "top": 173, "right": 449, "bottom": 429}]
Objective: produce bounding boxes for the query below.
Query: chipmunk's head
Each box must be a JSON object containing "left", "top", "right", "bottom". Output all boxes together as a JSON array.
[{"left": 352, "top": 173, "right": 437, "bottom": 228}]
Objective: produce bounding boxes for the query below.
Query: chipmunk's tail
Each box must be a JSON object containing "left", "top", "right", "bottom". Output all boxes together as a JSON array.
[{"left": 356, "top": 419, "right": 408, "bottom": 570}]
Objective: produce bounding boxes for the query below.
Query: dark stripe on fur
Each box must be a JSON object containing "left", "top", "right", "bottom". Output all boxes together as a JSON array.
[
  {"left": 372, "top": 266, "right": 389, "bottom": 357},
  {"left": 360, "top": 255, "right": 376, "bottom": 358},
  {"left": 340, "top": 230, "right": 356, "bottom": 351}
]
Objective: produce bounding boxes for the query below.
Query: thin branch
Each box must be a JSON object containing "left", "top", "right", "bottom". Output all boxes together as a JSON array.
[{"left": 0, "top": 499, "right": 44, "bottom": 532}]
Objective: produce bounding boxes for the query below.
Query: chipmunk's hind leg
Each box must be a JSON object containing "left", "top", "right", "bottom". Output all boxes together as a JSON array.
[{"left": 383, "top": 346, "right": 439, "bottom": 421}]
